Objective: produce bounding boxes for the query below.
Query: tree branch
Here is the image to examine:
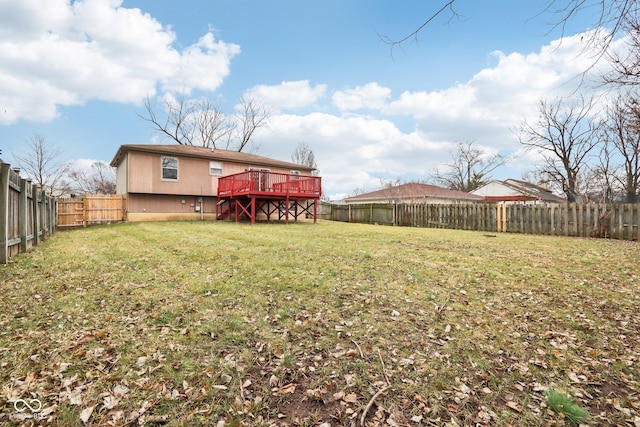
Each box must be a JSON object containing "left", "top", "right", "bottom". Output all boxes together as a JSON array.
[{"left": 379, "top": 0, "right": 459, "bottom": 54}]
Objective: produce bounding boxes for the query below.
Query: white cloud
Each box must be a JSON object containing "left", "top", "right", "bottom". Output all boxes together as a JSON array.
[
  {"left": 256, "top": 112, "right": 450, "bottom": 198},
  {"left": 382, "top": 29, "right": 617, "bottom": 152},
  {"left": 332, "top": 82, "right": 392, "bottom": 111},
  {"left": 163, "top": 32, "right": 240, "bottom": 94},
  {"left": 255, "top": 29, "right": 622, "bottom": 198},
  {"left": 68, "top": 157, "right": 110, "bottom": 170},
  {"left": 244, "top": 80, "right": 327, "bottom": 111},
  {"left": 0, "top": 0, "right": 239, "bottom": 124}
]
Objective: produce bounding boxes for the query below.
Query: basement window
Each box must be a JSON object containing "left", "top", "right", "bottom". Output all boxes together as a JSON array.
[
  {"left": 210, "top": 161, "right": 223, "bottom": 175},
  {"left": 161, "top": 156, "right": 178, "bottom": 180}
]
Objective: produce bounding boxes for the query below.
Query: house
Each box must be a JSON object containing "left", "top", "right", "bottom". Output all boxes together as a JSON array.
[
  {"left": 343, "top": 182, "right": 484, "bottom": 204},
  {"left": 471, "top": 179, "right": 566, "bottom": 204},
  {"left": 110, "top": 144, "right": 321, "bottom": 222}
]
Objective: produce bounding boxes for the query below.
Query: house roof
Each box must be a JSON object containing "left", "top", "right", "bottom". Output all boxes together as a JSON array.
[
  {"left": 344, "top": 183, "right": 484, "bottom": 203},
  {"left": 474, "top": 179, "right": 566, "bottom": 203},
  {"left": 110, "top": 144, "right": 316, "bottom": 172}
]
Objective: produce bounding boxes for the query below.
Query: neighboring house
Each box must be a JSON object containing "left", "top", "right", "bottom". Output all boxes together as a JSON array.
[
  {"left": 471, "top": 179, "right": 566, "bottom": 204},
  {"left": 343, "top": 183, "right": 484, "bottom": 204},
  {"left": 110, "top": 144, "right": 317, "bottom": 221}
]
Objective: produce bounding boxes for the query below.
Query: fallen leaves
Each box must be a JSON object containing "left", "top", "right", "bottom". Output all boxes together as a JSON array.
[
  {"left": 79, "top": 405, "right": 94, "bottom": 424},
  {"left": 505, "top": 400, "right": 522, "bottom": 413},
  {"left": 2, "top": 221, "right": 640, "bottom": 426},
  {"left": 276, "top": 383, "right": 296, "bottom": 395}
]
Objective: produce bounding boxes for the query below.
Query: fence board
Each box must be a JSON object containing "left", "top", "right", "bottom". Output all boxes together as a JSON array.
[{"left": 320, "top": 201, "right": 640, "bottom": 241}]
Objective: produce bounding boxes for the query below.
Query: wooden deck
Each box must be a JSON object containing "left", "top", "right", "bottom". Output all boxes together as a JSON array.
[
  {"left": 217, "top": 170, "right": 321, "bottom": 199},
  {"left": 217, "top": 171, "right": 322, "bottom": 223}
]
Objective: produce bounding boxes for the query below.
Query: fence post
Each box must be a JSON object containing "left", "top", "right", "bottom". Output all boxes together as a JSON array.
[
  {"left": 635, "top": 203, "right": 640, "bottom": 240},
  {"left": 625, "top": 204, "right": 632, "bottom": 240},
  {"left": 617, "top": 204, "right": 625, "bottom": 239},
  {"left": 609, "top": 204, "right": 616, "bottom": 239},
  {"left": 83, "top": 194, "right": 88, "bottom": 227},
  {"left": 517, "top": 204, "right": 523, "bottom": 233},
  {"left": 20, "top": 178, "right": 28, "bottom": 252},
  {"left": 43, "top": 192, "right": 50, "bottom": 238},
  {"left": 52, "top": 196, "right": 58, "bottom": 234},
  {"left": 32, "top": 183, "right": 40, "bottom": 246},
  {"left": 0, "top": 162, "right": 10, "bottom": 264}
]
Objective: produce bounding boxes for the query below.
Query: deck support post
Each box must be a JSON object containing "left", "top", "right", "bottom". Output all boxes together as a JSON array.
[
  {"left": 285, "top": 196, "right": 290, "bottom": 224},
  {"left": 251, "top": 197, "right": 256, "bottom": 224}
]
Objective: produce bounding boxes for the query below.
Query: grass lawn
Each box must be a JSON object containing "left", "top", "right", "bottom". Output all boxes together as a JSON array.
[{"left": 0, "top": 220, "right": 638, "bottom": 426}]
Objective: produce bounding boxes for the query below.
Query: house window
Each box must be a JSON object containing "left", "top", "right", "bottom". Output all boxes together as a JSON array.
[
  {"left": 161, "top": 156, "right": 178, "bottom": 180},
  {"left": 210, "top": 161, "right": 223, "bottom": 175},
  {"left": 290, "top": 170, "right": 300, "bottom": 175}
]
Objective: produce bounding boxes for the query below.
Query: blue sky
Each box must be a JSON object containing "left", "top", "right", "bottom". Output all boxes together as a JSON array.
[{"left": 0, "top": 0, "right": 616, "bottom": 198}]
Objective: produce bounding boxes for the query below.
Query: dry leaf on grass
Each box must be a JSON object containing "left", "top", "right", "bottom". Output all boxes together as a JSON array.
[
  {"left": 505, "top": 401, "right": 522, "bottom": 413},
  {"left": 79, "top": 405, "right": 94, "bottom": 424},
  {"left": 342, "top": 393, "right": 358, "bottom": 403},
  {"left": 277, "top": 383, "right": 296, "bottom": 394}
]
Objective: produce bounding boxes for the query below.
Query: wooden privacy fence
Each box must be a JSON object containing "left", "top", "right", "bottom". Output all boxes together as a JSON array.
[
  {"left": 57, "top": 194, "right": 127, "bottom": 229},
  {"left": 321, "top": 202, "right": 640, "bottom": 241},
  {"left": 1, "top": 160, "right": 57, "bottom": 264}
]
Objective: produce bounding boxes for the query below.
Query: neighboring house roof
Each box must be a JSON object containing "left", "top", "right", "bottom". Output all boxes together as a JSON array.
[
  {"left": 110, "top": 144, "right": 315, "bottom": 172},
  {"left": 344, "top": 183, "right": 484, "bottom": 203},
  {"left": 472, "top": 179, "right": 566, "bottom": 203}
]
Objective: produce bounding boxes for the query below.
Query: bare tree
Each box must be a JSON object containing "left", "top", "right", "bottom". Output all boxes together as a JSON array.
[
  {"left": 141, "top": 94, "right": 187, "bottom": 145},
  {"left": 604, "top": 94, "right": 640, "bottom": 201},
  {"left": 139, "top": 94, "right": 269, "bottom": 152},
  {"left": 291, "top": 142, "right": 319, "bottom": 175},
  {"left": 518, "top": 96, "right": 603, "bottom": 202},
  {"left": 193, "top": 98, "right": 228, "bottom": 148},
  {"left": 431, "top": 141, "right": 504, "bottom": 192},
  {"left": 586, "top": 140, "right": 619, "bottom": 202},
  {"left": 140, "top": 95, "right": 227, "bottom": 148},
  {"left": 67, "top": 161, "right": 116, "bottom": 195},
  {"left": 12, "top": 134, "right": 71, "bottom": 196},
  {"left": 384, "top": 1, "right": 636, "bottom": 53},
  {"left": 346, "top": 187, "right": 368, "bottom": 198},
  {"left": 378, "top": 177, "right": 403, "bottom": 189},
  {"left": 603, "top": 20, "right": 640, "bottom": 86},
  {"left": 230, "top": 96, "right": 271, "bottom": 153}
]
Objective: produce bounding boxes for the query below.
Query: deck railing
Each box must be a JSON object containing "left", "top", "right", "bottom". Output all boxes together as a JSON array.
[{"left": 217, "top": 171, "right": 322, "bottom": 198}]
